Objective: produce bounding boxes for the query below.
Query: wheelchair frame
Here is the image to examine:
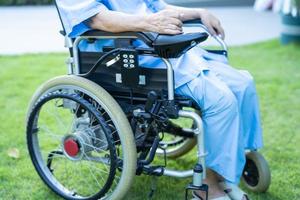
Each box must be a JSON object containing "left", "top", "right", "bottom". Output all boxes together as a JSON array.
[
  {"left": 25, "top": 3, "right": 272, "bottom": 198},
  {"left": 31, "top": 2, "right": 276, "bottom": 199},
  {"left": 63, "top": 23, "right": 228, "bottom": 188}
]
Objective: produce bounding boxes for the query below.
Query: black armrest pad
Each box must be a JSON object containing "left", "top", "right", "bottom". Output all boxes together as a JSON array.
[
  {"left": 183, "top": 19, "right": 203, "bottom": 25},
  {"left": 81, "top": 30, "right": 158, "bottom": 47},
  {"left": 80, "top": 29, "right": 208, "bottom": 58},
  {"left": 153, "top": 32, "right": 208, "bottom": 58}
]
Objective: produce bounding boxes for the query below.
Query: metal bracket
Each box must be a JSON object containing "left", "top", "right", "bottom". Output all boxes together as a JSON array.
[
  {"left": 64, "top": 36, "right": 73, "bottom": 48},
  {"left": 65, "top": 57, "right": 74, "bottom": 74},
  {"left": 106, "top": 55, "right": 120, "bottom": 67},
  {"left": 185, "top": 183, "right": 208, "bottom": 200}
]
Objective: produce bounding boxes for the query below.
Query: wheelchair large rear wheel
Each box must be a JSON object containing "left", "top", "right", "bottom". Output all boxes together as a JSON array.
[
  {"left": 156, "top": 119, "right": 197, "bottom": 159},
  {"left": 26, "top": 75, "right": 137, "bottom": 200},
  {"left": 157, "top": 137, "right": 196, "bottom": 159},
  {"left": 241, "top": 151, "right": 271, "bottom": 193},
  {"left": 157, "top": 114, "right": 201, "bottom": 159}
]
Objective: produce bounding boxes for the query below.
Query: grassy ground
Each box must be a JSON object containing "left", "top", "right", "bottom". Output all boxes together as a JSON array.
[{"left": 0, "top": 40, "right": 299, "bottom": 200}]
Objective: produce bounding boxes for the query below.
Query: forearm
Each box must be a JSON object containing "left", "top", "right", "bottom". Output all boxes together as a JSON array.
[
  {"left": 89, "top": 10, "right": 147, "bottom": 33},
  {"left": 165, "top": 4, "right": 204, "bottom": 21},
  {"left": 89, "top": 9, "right": 183, "bottom": 35}
]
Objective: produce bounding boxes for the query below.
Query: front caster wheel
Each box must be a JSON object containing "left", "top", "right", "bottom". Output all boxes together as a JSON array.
[{"left": 241, "top": 151, "right": 271, "bottom": 193}]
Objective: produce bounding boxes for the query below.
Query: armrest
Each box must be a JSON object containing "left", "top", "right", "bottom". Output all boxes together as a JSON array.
[
  {"left": 183, "top": 19, "right": 203, "bottom": 25},
  {"left": 81, "top": 30, "right": 158, "bottom": 47},
  {"left": 183, "top": 19, "right": 228, "bottom": 52},
  {"left": 153, "top": 32, "right": 208, "bottom": 58},
  {"left": 81, "top": 30, "right": 209, "bottom": 58},
  {"left": 183, "top": 19, "right": 207, "bottom": 30}
]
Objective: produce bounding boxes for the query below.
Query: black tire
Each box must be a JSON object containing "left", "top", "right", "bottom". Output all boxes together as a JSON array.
[
  {"left": 156, "top": 137, "right": 196, "bottom": 159},
  {"left": 156, "top": 119, "right": 197, "bottom": 159},
  {"left": 241, "top": 151, "right": 271, "bottom": 193},
  {"left": 26, "top": 75, "right": 137, "bottom": 200}
]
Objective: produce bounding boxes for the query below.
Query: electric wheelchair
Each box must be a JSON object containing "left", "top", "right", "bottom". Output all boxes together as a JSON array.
[{"left": 25, "top": 3, "right": 271, "bottom": 200}]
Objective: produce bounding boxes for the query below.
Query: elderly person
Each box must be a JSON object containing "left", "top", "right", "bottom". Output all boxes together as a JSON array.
[{"left": 57, "top": 0, "right": 263, "bottom": 199}]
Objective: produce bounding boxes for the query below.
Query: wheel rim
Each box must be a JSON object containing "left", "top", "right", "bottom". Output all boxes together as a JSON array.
[
  {"left": 27, "top": 92, "right": 123, "bottom": 199},
  {"left": 243, "top": 158, "right": 260, "bottom": 187},
  {"left": 157, "top": 134, "right": 188, "bottom": 154},
  {"left": 159, "top": 135, "right": 186, "bottom": 148},
  {"left": 156, "top": 119, "right": 196, "bottom": 157}
]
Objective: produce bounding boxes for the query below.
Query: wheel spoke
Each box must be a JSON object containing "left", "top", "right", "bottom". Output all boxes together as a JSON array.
[
  {"left": 79, "top": 140, "right": 109, "bottom": 154},
  {"left": 81, "top": 151, "right": 105, "bottom": 188},
  {"left": 66, "top": 103, "right": 81, "bottom": 134},
  {"left": 75, "top": 161, "right": 97, "bottom": 195},
  {"left": 39, "top": 125, "right": 62, "bottom": 140},
  {"left": 27, "top": 89, "right": 132, "bottom": 199}
]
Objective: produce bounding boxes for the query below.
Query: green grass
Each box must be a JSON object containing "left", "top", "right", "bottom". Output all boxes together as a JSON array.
[{"left": 0, "top": 40, "right": 300, "bottom": 200}]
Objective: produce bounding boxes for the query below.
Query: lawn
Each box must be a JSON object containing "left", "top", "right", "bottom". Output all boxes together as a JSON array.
[{"left": 0, "top": 40, "right": 299, "bottom": 200}]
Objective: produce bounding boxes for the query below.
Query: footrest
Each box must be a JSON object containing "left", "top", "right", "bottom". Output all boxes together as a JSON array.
[
  {"left": 142, "top": 165, "right": 165, "bottom": 176},
  {"left": 185, "top": 183, "right": 209, "bottom": 200}
]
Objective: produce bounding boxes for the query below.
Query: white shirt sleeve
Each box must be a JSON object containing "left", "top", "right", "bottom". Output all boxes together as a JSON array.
[{"left": 56, "top": 0, "right": 108, "bottom": 37}]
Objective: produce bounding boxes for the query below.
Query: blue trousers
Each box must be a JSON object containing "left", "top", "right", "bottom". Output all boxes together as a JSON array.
[{"left": 175, "top": 60, "right": 263, "bottom": 184}]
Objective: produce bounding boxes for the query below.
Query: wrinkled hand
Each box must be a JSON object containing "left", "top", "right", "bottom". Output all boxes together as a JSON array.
[
  {"left": 144, "top": 10, "right": 183, "bottom": 35},
  {"left": 200, "top": 9, "right": 225, "bottom": 39}
]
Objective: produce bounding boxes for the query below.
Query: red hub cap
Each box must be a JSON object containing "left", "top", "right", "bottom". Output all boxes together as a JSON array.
[{"left": 64, "top": 139, "right": 80, "bottom": 157}]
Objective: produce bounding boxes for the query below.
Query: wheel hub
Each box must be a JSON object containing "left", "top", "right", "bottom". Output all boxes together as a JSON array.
[
  {"left": 62, "top": 130, "right": 95, "bottom": 161},
  {"left": 243, "top": 159, "right": 259, "bottom": 186},
  {"left": 62, "top": 135, "right": 84, "bottom": 160},
  {"left": 64, "top": 138, "right": 80, "bottom": 157}
]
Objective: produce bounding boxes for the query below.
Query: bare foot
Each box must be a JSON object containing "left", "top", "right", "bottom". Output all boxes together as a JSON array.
[{"left": 219, "top": 182, "right": 250, "bottom": 200}]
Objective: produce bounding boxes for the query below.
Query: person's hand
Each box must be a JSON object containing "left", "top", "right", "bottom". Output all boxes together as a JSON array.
[
  {"left": 199, "top": 9, "right": 225, "bottom": 39},
  {"left": 144, "top": 10, "right": 183, "bottom": 35}
]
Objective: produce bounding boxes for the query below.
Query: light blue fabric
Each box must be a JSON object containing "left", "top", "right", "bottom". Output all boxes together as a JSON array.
[
  {"left": 56, "top": 0, "right": 166, "bottom": 37},
  {"left": 56, "top": 0, "right": 263, "bottom": 184},
  {"left": 175, "top": 61, "right": 263, "bottom": 184}
]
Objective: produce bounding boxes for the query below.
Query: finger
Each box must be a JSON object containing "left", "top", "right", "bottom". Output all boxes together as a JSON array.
[
  {"left": 167, "top": 18, "right": 183, "bottom": 27},
  {"left": 163, "top": 29, "right": 182, "bottom": 35},
  {"left": 219, "top": 26, "right": 225, "bottom": 40},
  {"left": 167, "top": 24, "right": 183, "bottom": 32},
  {"left": 207, "top": 25, "right": 217, "bottom": 36},
  {"left": 213, "top": 23, "right": 225, "bottom": 39}
]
